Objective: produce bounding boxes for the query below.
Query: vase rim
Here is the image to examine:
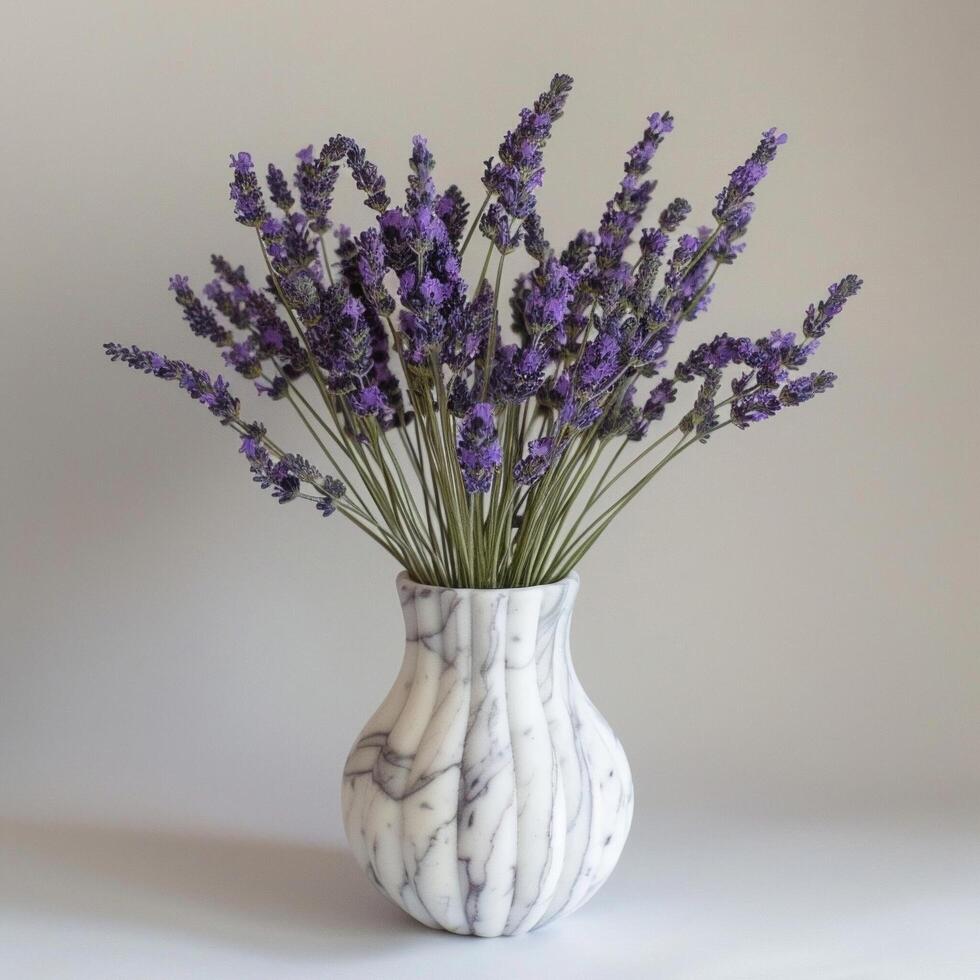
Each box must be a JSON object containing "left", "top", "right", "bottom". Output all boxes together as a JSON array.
[{"left": 396, "top": 570, "right": 579, "bottom": 596}]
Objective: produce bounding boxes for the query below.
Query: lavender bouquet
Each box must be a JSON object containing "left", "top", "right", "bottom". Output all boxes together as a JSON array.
[{"left": 106, "top": 74, "right": 861, "bottom": 588}]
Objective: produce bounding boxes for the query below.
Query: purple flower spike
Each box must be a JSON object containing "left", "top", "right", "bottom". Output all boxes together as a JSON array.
[
  {"left": 802, "top": 276, "right": 863, "bottom": 339},
  {"left": 595, "top": 110, "right": 674, "bottom": 287},
  {"left": 712, "top": 128, "right": 788, "bottom": 225},
  {"left": 779, "top": 370, "right": 837, "bottom": 406},
  {"left": 514, "top": 435, "right": 561, "bottom": 487},
  {"left": 337, "top": 138, "right": 390, "bottom": 212},
  {"left": 658, "top": 197, "right": 691, "bottom": 232},
  {"left": 523, "top": 256, "right": 577, "bottom": 344},
  {"left": 456, "top": 402, "right": 502, "bottom": 493},
  {"left": 228, "top": 152, "right": 268, "bottom": 227},
  {"left": 483, "top": 73, "right": 574, "bottom": 225},
  {"left": 294, "top": 144, "right": 340, "bottom": 234},
  {"left": 169, "top": 275, "right": 232, "bottom": 346},
  {"left": 104, "top": 344, "right": 240, "bottom": 423},
  {"left": 731, "top": 389, "right": 782, "bottom": 428},
  {"left": 266, "top": 163, "right": 294, "bottom": 211}
]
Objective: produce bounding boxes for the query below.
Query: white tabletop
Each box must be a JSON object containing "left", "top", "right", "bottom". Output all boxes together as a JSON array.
[{"left": 2, "top": 809, "right": 977, "bottom": 980}]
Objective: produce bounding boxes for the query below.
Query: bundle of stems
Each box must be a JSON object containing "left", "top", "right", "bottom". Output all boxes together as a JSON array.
[{"left": 106, "top": 73, "right": 861, "bottom": 588}]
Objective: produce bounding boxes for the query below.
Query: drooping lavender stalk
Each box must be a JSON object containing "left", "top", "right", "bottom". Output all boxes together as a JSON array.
[{"left": 104, "top": 343, "right": 240, "bottom": 422}]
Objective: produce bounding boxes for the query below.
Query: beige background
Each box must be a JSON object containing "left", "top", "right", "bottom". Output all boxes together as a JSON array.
[{"left": 1, "top": 1, "right": 978, "bottom": 976}]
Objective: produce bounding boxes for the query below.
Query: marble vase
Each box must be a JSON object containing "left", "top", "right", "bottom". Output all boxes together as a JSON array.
[{"left": 341, "top": 572, "right": 633, "bottom": 937}]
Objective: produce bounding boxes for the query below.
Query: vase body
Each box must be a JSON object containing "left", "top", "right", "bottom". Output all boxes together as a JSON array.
[{"left": 341, "top": 572, "right": 633, "bottom": 937}]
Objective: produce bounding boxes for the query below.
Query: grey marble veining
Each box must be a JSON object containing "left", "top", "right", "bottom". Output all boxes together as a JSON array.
[{"left": 341, "top": 573, "right": 633, "bottom": 937}]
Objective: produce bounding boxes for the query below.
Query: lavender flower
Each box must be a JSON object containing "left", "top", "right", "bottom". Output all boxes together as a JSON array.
[
  {"left": 336, "top": 138, "right": 390, "bottom": 212},
  {"left": 523, "top": 256, "right": 577, "bottom": 345},
  {"left": 104, "top": 344, "right": 240, "bottom": 423},
  {"left": 679, "top": 369, "right": 721, "bottom": 441},
  {"left": 221, "top": 339, "right": 262, "bottom": 379},
  {"left": 802, "top": 275, "right": 863, "bottom": 338},
  {"left": 266, "top": 164, "right": 294, "bottom": 211},
  {"left": 169, "top": 275, "right": 232, "bottom": 346},
  {"left": 658, "top": 197, "right": 691, "bottom": 232},
  {"left": 712, "top": 128, "right": 788, "bottom": 225},
  {"left": 491, "top": 344, "right": 548, "bottom": 403},
  {"left": 244, "top": 443, "right": 344, "bottom": 512},
  {"left": 595, "top": 111, "right": 673, "bottom": 282},
  {"left": 228, "top": 152, "right": 268, "bottom": 227},
  {"left": 560, "top": 230, "right": 595, "bottom": 274},
  {"left": 294, "top": 145, "right": 340, "bottom": 234},
  {"left": 514, "top": 435, "right": 560, "bottom": 487},
  {"left": 731, "top": 389, "right": 782, "bottom": 428},
  {"left": 456, "top": 402, "right": 502, "bottom": 493},
  {"left": 483, "top": 73, "right": 574, "bottom": 225},
  {"left": 780, "top": 370, "right": 837, "bottom": 405},
  {"left": 435, "top": 185, "right": 469, "bottom": 247},
  {"left": 628, "top": 378, "right": 677, "bottom": 440}
]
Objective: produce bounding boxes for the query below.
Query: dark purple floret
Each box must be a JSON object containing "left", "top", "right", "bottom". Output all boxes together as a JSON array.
[
  {"left": 435, "top": 185, "right": 469, "bottom": 247},
  {"left": 238, "top": 420, "right": 267, "bottom": 458},
  {"left": 522, "top": 213, "right": 550, "bottom": 263},
  {"left": 629, "top": 378, "right": 677, "bottom": 439},
  {"left": 663, "top": 234, "right": 701, "bottom": 290},
  {"left": 598, "top": 384, "right": 641, "bottom": 438},
  {"left": 802, "top": 275, "right": 863, "bottom": 339},
  {"left": 491, "top": 343, "right": 548, "bottom": 404},
  {"left": 627, "top": 228, "right": 671, "bottom": 311},
  {"left": 228, "top": 152, "right": 268, "bottom": 227},
  {"left": 266, "top": 164, "right": 294, "bottom": 211},
  {"left": 169, "top": 275, "right": 232, "bottom": 346},
  {"left": 310, "top": 288, "right": 374, "bottom": 394},
  {"left": 445, "top": 281, "right": 493, "bottom": 373},
  {"left": 679, "top": 369, "right": 721, "bottom": 441},
  {"left": 221, "top": 339, "right": 262, "bottom": 379},
  {"left": 479, "top": 203, "right": 521, "bottom": 254},
  {"left": 294, "top": 145, "right": 340, "bottom": 234},
  {"left": 256, "top": 375, "right": 288, "bottom": 399},
  {"left": 456, "top": 402, "right": 502, "bottom": 493},
  {"left": 340, "top": 138, "right": 390, "bottom": 212},
  {"left": 779, "top": 370, "right": 837, "bottom": 405},
  {"left": 675, "top": 332, "right": 755, "bottom": 381},
  {"left": 349, "top": 383, "right": 390, "bottom": 418},
  {"left": 514, "top": 435, "right": 562, "bottom": 487},
  {"left": 576, "top": 332, "right": 623, "bottom": 396},
  {"left": 658, "top": 197, "right": 691, "bottom": 232},
  {"left": 745, "top": 330, "right": 803, "bottom": 389},
  {"left": 523, "top": 256, "right": 577, "bottom": 345},
  {"left": 560, "top": 230, "right": 594, "bottom": 273},
  {"left": 406, "top": 135, "right": 436, "bottom": 211},
  {"left": 244, "top": 441, "right": 345, "bottom": 512},
  {"left": 731, "top": 389, "right": 782, "bottom": 428},
  {"left": 354, "top": 228, "right": 395, "bottom": 315}
]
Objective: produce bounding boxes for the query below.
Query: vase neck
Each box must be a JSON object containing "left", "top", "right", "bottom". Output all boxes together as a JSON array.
[{"left": 397, "top": 575, "right": 579, "bottom": 673}]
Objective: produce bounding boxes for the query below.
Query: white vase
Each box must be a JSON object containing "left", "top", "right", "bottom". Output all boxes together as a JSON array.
[{"left": 341, "top": 572, "right": 633, "bottom": 937}]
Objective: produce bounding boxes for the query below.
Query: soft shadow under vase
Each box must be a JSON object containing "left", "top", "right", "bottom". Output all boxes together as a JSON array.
[{"left": 341, "top": 572, "right": 633, "bottom": 937}]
